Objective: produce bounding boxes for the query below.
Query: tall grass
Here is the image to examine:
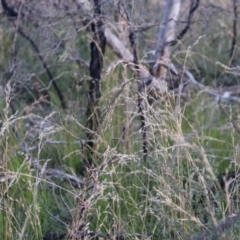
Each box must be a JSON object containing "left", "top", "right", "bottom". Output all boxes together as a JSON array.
[
  {"left": 1, "top": 66, "right": 240, "bottom": 239},
  {"left": 0, "top": 1, "right": 240, "bottom": 239}
]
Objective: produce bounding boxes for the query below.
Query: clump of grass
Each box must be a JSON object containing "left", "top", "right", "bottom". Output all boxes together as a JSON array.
[{"left": 1, "top": 66, "right": 240, "bottom": 239}]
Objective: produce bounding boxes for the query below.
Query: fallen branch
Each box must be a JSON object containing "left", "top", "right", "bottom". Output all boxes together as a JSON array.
[
  {"left": 154, "top": 60, "right": 240, "bottom": 103},
  {"left": 21, "top": 152, "right": 85, "bottom": 187}
]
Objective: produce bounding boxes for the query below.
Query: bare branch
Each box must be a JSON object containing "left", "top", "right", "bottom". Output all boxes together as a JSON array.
[
  {"left": 155, "top": 62, "right": 240, "bottom": 103},
  {"left": 86, "top": 0, "right": 106, "bottom": 167},
  {"left": 1, "top": 0, "right": 66, "bottom": 109},
  {"left": 16, "top": 26, "right": 66, "bottom": 109},
  {"left": 76, "top": 1, "right": 167, "bottom": 97},
  {"left": 171, "top": 0, "right": 200, "bottom": 46},
  {"left": 20, "top": 152, "right": 85, "bottom": 187},
  {"left": 229, "top": 0, "right": 238, "bottom": 66},
  {"left": 117, "top": 0, "right": 148, "bottom": 161},
  {"left": 152, "top": 0, "right": 181, "bottom": 78},
  {"left": 133, "top": 23, "right": 159, "bottom": 33},
  {"left": 104, "top": 27, "right": 133, "bottom": 62}
]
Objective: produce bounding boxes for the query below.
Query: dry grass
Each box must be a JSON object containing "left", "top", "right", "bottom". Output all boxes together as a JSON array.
[
  {"left": 0, "top": 1, "right": 240, "bottom": 239},
  {"left": 1, "top": 76, "right": 240, "bottom": 239}
]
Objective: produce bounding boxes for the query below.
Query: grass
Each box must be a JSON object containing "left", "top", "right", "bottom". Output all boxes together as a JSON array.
[
  {"left": 0, "top": 1, "right": 240, "bottom": 239},
  {"left": 2, "top": 80, "right": 240, "bottom": 239}
]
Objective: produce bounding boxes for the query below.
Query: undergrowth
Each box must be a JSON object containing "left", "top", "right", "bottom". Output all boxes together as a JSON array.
[
  {"left": 0, "top": 1, "right": 240, "bottom": 239},
  {"left": 1, "top": 76, "right": 240, "bottom": 239}
]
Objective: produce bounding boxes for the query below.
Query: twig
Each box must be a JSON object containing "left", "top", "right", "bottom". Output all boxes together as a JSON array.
[
  {"left": 21, "top": 152, "right": 86, "bottom": 187},
  {"left": 26, "top": 140, "right": 95, "bottom": 152},
  {"left": 1, "top": 0, "right": 66, "bottom": 109},
  {"left": 170, "top": 0, "right": 200, "bottom": 46},
  {"left": 16, "top": 27, "right": 66, "bottom": 109},
  {"left": 118, "top": 0, "right": 148, "bottom": 161},
  {"left": 177, "top": 0, "right": 199, "bottom": 40},
  {"left": 66, "top": 56, "right": 89, "bottom": 69},
  {"left": 9, "top": 115, "right": 86, "bottom": 188},
  {"left": 229, "top": 0, "right": 238, "bottom": 66},
  {"left": 132, "top": 23, "right": 159, "bottom": 33}
]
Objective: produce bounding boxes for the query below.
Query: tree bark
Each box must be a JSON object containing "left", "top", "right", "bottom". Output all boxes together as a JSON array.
[{"left": 85, "top": 0, "right": 106, "bottom": 167}]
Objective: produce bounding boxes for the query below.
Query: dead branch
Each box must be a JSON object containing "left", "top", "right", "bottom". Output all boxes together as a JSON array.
[
  {"left": 156, "top": 61, "right": 240, "bottom": 103},
  {"left": 229, "top": 0, "right": 238, "bottom": 66},
  {"left": 152, "top": 0, "right": 181, "bottom": 78},
  {"left": 9, "top": 117, "right": 86, "bottom": 187},
  {"left": 16, "top": 27, "right": 66, "bottom": 109},
  {"left": 75, "top": 1, "right": 152, "bottom": 82},
  {"left": 104, "top": 27, "right": 133, "bottom": 61},
  {"left": 1, "top": 0, "right": 66, "bottom": 109},
  {"left": 77, "top": 0, "right": 167, "bottom": 97},
  {"left": 118, "top": 0, "right": 148, "bottom": 161},
  {"left": 104, "top": 26, "right": 157, "bottom": 77},
  {"left": 66, "top": 51, "right": 90, "bottom": 69},
  {"left": 20, "top": 152, "right": 85, "bottom": 188},
  {"left": 171, "top": 0, "right": 200, "bottom": 46},
  {"left": 86, "top": 0, "right": 106, "bottom": 167},
  {"left": 133, "top": 23, "right": 160, "bottom": 33}
]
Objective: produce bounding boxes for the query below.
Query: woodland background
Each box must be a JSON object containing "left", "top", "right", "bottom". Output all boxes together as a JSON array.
[{"left": 0, "top": 0, "right": 240, "bottom": 239}]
